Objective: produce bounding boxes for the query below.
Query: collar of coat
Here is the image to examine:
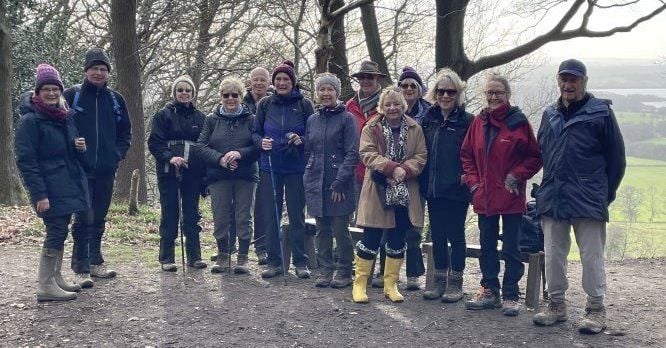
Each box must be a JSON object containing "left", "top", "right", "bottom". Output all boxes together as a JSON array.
[
  {"left": 366, "top": 114, "right": 418, "bottom": 155},
  {"left": 480, "top": 103, "right": 528, "bottom": 131}
]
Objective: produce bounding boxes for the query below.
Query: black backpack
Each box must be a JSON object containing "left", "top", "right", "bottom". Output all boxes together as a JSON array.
[{"left": 519, "top": 200, "right": 544, "bottom": 252}]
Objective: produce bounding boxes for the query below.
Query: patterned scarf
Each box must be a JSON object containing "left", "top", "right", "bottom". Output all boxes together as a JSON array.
[
  {"left": 381, "top": 116, "right": 409, "bottom": 207},
  {"left": 32, "top": 95, "right": 68, "bottom": 122},
  {"left": 357, "top": 87, "right": 381, "bottom": 115}
]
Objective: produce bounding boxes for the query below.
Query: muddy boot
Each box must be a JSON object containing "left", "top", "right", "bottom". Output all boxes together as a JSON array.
[
  {"left": 234, "top": 254, "right": 249, "bottom": 274},
  {"left": 579, "top": 302, "right": 606, "bottom": 334},
  {"left": 74, "top": 273, "right": 94, "bottom": 288},
  {"left": 210, "top": 252, "right": 230, "bottom": 274},
  {"left": 261, "top": 265, "right": 284, "bottom": 278},
  {"left": 371, "top": 273, "right": 384, "bottom": 288},
  {"left": 295, "top": 266, "right": 311, "bottom": 279},
  {"left": 315, "top": 270, "right": 334, "bottom": 288},
  {"left": 465, "top": 287, "right": 501, "bottom": 310},
  {"left": 37, "top": 248, "right": 77, "bottom": 302},
  {"left": 533, "top": 300, "right": 568, "bottom": 326},
  {"left": 423, "top": 270, "right": 447, "bottom": 300},
  {"left": 161, "top": 263, "right": 177, "bottom": 272},
  {"left": 352, "top": 255, "right": 373, "bottom": 303},
  {"left": 330, "top": 269, "right": 352, "bottom": 289},
  {"left": 256, "top": 252, "right": 268, "bottom": 266},
  {"left": 406, "top": 277, "right": 421, "bottom": 291},
  {"left": 441, "top": 270, "right": 464, "bottom": 303},
  {"left": 90, "top": 263, "right": 117, "bottom": 278},
  {"left": 383, "top": 256, "right": 404, "bottom": 303},
  {"left": 188, "top": 260, "right": 207, "bottom": 269},
  {"left": 210, "top": 253, "right": 218, "bottom": 262},
  {"left": 54, "top": 250, "right": 81, "bottom": 292}
]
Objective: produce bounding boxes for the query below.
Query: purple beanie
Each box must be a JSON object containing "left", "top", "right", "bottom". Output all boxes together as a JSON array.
[
  {"left": 34, "top": 63, "right": 64, "bottom": 93},
  {"left": 272, "top": 60, "right": 297, "bottom": 86},
  {"left": 398, "top": 66, "right": 425, "bottom": 91}
]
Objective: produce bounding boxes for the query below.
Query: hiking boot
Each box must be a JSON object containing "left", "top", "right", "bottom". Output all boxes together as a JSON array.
[
  {"left": 74, "top": 273, "right": 94, "bottom": 288},
  {"left": 533, "top": 301, "right": 568, "bottom": 326},
  {"left": 465, "top": 287, "right": 501, "bottom": 310},
  {"left": 502, "top": 299, "right": 521, "bottom": 316},
  {"left": 406, "top": 276, "right": 421, "bottom": 291},
  {"left": 36, "top": 248, "right": 77, "bottom": 302},
  {"left": 441, "top": 270, "right": 464, "bottom": 303},
  {"left": 579, "top": 303, "right": 606, "bottom": 334},
  {"left": 256, "top": 252, "right": 268, "bottom": 266},
  {"left": 210, "top": 253, "right": 230, "bottom": 274},
  {"left": 261, "top": 265, "right": 284, "bottom": 278},
  {"left": 210, "top": 253, "right": 218, "bottom": 262},
  {"left": 371, "top": 273, "right": 384, "bottom": 288},
  {"left": 161, "top": 263, "right": 177, "bottom": 272},
  {"left": 188, "top": 260, "right": 207, "bottom": 269},
  {"left": 315, "top": 270, "right": 334, "bottom": 288},
  {"left": 330, "top": 270, "right": 352, "bottom": 289},
  {"left": 53, "top": 249, "right": 81, "bottom": 292},
  {"left": 295, "top": 266, "right": 311, "bottom": 279},
  {"left": 234, "top": 254, "right": 249, "bottom": 274},
  {"left": 423, "top": 271, "right": 447, "bottom": 300},
  {"left": 90, "top": 264, "right": 117, "bottom": 278}
]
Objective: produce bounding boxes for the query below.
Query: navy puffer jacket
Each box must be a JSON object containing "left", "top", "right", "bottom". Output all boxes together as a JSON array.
[
  {"left": 14, "top": 93, "right": 89, "bottom": 218},
  {"left": 536, "top": 95, "right": 626, "bottom": 221}
]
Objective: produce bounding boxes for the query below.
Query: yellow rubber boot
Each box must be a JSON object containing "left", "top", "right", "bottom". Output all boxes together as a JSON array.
[
  {"left": 383, "top": 256, "right": 404, "bottom": 303},
  {"left": 352, "top": 255, "right": 373, "bottom": 303}
]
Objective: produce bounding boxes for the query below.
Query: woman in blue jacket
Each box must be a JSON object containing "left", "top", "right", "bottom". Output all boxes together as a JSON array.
[{"left": 15, "top": 63, "right": 89, "bottom": 302}]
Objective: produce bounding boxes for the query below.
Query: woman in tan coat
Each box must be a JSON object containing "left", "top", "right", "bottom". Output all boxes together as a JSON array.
[{"left": 353, "top": 87, "right": 427, "bottom": 303}]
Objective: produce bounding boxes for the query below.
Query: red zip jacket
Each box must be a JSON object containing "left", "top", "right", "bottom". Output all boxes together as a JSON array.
[
  {"left": 346, "top": 97, "right": 379, "bottom": 184},
  {"left": 461, "top": 103, "right": 542, "bottom": 215}
]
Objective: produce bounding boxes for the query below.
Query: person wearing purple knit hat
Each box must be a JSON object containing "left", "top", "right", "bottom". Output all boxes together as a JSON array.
[
  {"left": 397, "top": 66, "right": 431, "bottom": 124},
  {"left": 253, "top": 59, "right": 315, "bottom": 279},
  {"left": 15, "top": 63, "right": 90, "bottom": 302}
]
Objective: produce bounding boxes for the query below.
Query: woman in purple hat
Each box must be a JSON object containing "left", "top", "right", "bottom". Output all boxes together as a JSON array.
[{"left": 15, "top": 63, "right": 90, "bottom": 302}]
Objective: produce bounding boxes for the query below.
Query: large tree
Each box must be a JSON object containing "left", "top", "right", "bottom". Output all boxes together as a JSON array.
[
  {"left": 110, "top": 0, "right": 147, "bottom": 203},
  {"left": 436, "top": 0, "right": 666, "bottom": 79},
  {"left": 0, "top": 0, "right": 25, "bottom": 205}
]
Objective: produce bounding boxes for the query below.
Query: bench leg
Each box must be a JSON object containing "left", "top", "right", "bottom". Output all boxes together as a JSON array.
[{"left": 525, "top": 253, "right": 542, "bottom": 309}]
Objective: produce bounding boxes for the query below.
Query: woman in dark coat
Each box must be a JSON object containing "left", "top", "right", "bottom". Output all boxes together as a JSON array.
[
  {"left": 304, "top": 73, "right": 359, "bottom": 288},
  {"left": 15, "top": 63, "right": 89, "bottom": 301},
  {"left": 148, "top": 75, "right": 207, "bottom": 272},
  {"left": 194, "top": 77, "right": 259, "bottom": 274},
  {"left": 461, "top": 72, "right": 542, "bottom": 316},
  {"left": 420, "top": 68, "right": 473, "bottom": 302}
]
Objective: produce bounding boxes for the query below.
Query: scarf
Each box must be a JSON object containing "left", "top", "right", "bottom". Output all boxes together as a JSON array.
[
  {"left": 32, "top": 95, "right": 68, "bottom": 122},
  {"left": 357, "top": 87, "right": 381, "bottom": 115},
  {"left": 381, "top": 116, "right": 409, "bottom": 207}
]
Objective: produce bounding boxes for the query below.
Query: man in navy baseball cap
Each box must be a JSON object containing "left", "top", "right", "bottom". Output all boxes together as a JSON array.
[{"left": 557, "top": 58, "right": 587, "bottom": 77}]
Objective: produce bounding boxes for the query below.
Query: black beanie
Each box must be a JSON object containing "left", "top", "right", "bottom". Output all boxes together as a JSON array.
[
  {"left": 84, "top": 47, "right": 112, "bottom": 72},
  {"left": 272, "top": 60, "right": 297, "bottom": 86}
]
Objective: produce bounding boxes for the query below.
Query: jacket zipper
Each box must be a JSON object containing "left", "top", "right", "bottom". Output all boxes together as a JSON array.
[
  {"left": 94, "top": 90, "right": 100, "bottom": 171},
  {"left": 430, "top": 124, "right": 441, "bottom": 198}
]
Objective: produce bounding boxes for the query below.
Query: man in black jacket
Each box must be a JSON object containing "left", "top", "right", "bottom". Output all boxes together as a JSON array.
[
  {"left": 64, "top": 47, "right": 132, "bottom": 287},
  {"left": 533, "top": 59, "right": 625, "bottom": 334}
]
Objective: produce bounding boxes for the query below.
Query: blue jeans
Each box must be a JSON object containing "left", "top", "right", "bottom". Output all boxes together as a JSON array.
[
  {"left": 478, "top": 213, "right": 524, "bottom": 301},
  {"left": 71, "top": 174, "right": 115, "bottom": 274}
]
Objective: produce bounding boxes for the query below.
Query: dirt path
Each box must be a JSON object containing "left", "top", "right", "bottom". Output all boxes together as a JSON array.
[{"left": 0, "top": 244, "right": 664, "bottom": 347}]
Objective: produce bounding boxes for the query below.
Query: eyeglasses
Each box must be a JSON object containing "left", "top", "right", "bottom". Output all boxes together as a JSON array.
[
  {"left": 400, "top": 83, "right": 418, "bottom": 90},
  {"left": 222, "top": 93, "right": 240, "bottom": 99},
  {"left": 485, "top": 90, "right": 506, "bottom": 97},
  {"left": 39, "top": 87, "right": 61, "bottom": 94},
  {"left": 176, "top": 88, "right": 192, "bottom": 93},
  {"left": 436, "top": 88, "right": 457, "bottom": 96}
]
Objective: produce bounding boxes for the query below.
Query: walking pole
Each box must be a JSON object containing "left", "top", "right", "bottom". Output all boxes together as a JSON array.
[
  {"left": 228, "top": 199, "right": 232, "bottom": 275},
  {"left": 267, "top": 152, "right": 288, "bottom": 286},
  {"left": 175, "top": 167, "right": 186, "bottom": 273}
]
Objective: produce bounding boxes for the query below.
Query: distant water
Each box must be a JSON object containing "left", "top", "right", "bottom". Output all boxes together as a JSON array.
[{"left": 592, "top": 88, "right": 666, "bottom": 108}]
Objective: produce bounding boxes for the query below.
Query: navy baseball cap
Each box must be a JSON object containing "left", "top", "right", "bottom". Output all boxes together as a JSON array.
[{"left": 558, "top": 59, "right": 586, "bottom": 77}]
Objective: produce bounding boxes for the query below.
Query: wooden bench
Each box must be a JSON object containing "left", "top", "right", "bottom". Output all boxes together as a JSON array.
[{"left": 422, "top": 242, "right": 546, "bottom": 308}]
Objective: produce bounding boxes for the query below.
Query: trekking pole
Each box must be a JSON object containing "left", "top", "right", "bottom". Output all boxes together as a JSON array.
[
  {"left": 175, "top": 167, "right": 186, "bottom": 273},
  {"left": 228, "top": 200, "right": 232, "bottom": 275},
  {"left": 267, "top": 152, "right": 288, "bottom": 286}
]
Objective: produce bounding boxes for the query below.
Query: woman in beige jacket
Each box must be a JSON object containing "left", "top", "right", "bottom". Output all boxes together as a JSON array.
[{"left": 353, "top": 87, "right": 427, "bottom": 303}]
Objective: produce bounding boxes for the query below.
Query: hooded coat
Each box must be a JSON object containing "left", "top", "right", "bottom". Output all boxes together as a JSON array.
[
  {"left": 303, "top": 102, "right": 359, "bottom": 217},
  {"left": 14, "top": 92, "right": 89, "bottom": 218}
]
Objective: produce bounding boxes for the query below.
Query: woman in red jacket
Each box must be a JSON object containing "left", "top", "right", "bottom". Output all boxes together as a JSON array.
[{"left": 461, "top": 72, "right": 542, "bottom": 316}]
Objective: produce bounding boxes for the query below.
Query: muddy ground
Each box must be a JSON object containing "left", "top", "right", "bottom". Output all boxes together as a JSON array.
[{"left": 0, "top": 244, "right": 664, "bottom": 348}]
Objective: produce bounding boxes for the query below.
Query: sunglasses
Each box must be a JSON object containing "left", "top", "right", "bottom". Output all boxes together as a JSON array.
[
  {"left": 400, "top": 83, "right": 418, "bottom": 90},
  {"left": 222, "top": 93, "right": 240, "bottom": 99},
  {"left": 436, "top": 88, "right": 457, "bottom": 96},
  {"left": 176, "top": 88, "right": 192, "bottom": 93}
]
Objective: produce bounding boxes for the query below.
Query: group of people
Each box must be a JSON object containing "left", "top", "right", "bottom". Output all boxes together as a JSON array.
[{"left": 15, "top": 48, "right": 625, "bottom": 336}]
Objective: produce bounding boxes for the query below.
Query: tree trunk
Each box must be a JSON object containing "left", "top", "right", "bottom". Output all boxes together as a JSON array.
[
  {"left": 0, "top": 0, "right": 26, "bottom": 205},
  {"left": 110, "top": 0, "right": 147, "bottom": 204},
  {"left": 329, "top": 0, "right": 353, "bottom": 101},
  {"left": 435, "top": 0, "right": 471, "bottom": 78},
  {"left": 359, "top": 3, "right": 392, "bottom": 86}
]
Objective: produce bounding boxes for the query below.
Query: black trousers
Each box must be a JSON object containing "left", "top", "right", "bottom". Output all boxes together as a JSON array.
[
  {"left": 71, "top": 174, "right": 115, "bottom": 274},
  {"left": 357, "top": 207, "right": 411, "bottom": 260},
  {"left": 428, "top": 197, "right": 469, "bottom": 272},
  {"left": 43, "top": 215, "right": 72, "bottom": 251},
  {"left": 157, "top": 173, "right": 203, "bottom": 264}
]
